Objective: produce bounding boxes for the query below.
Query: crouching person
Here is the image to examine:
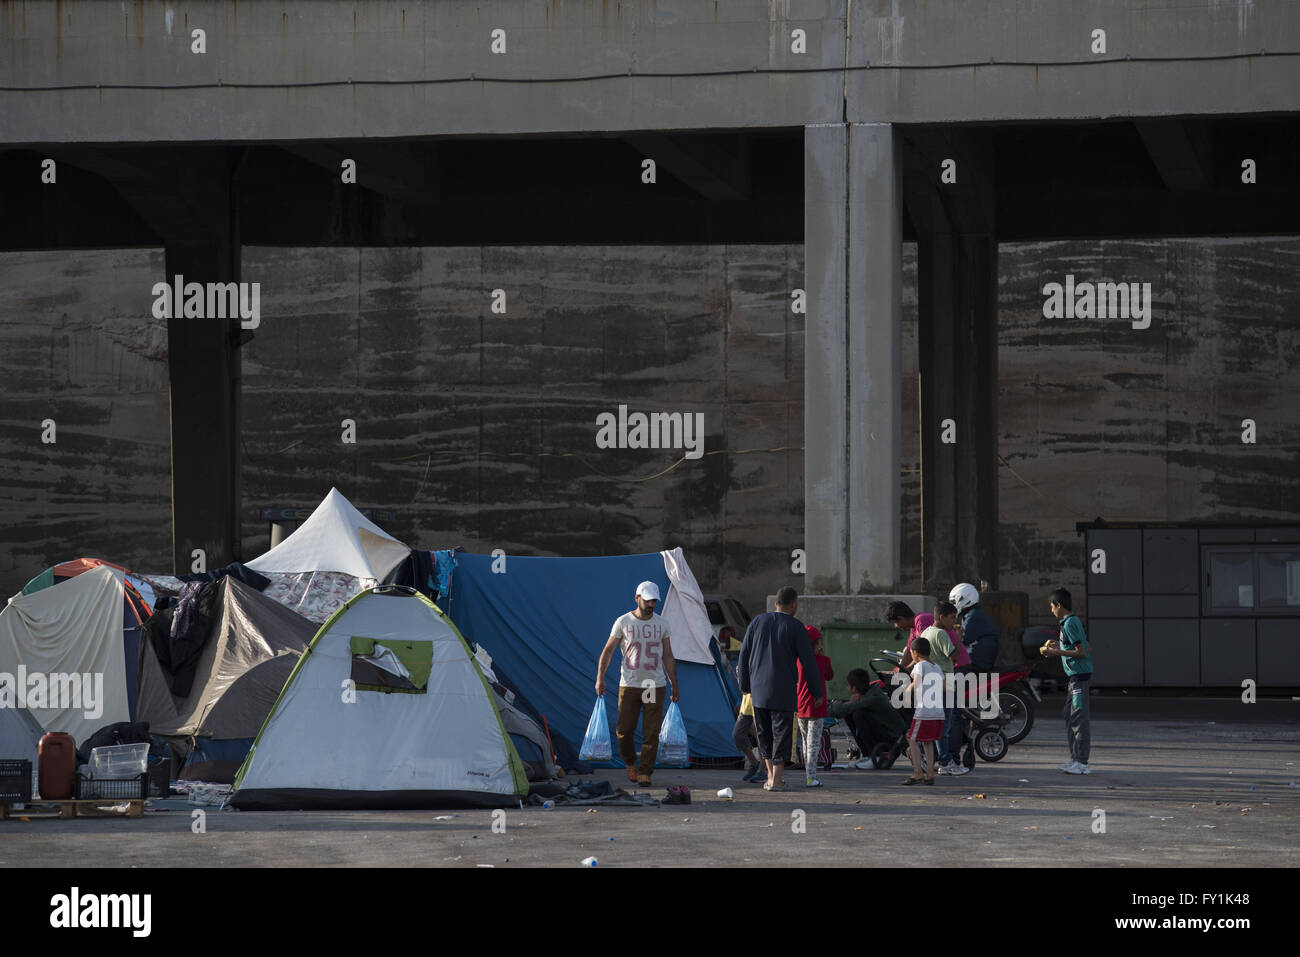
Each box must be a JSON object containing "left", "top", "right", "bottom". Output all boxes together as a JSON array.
[{"left": 829, "top": 668, "right": 906, "bottom": 768}]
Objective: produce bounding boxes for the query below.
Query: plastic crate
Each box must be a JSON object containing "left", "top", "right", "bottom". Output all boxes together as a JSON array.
[
  {"left": 74, "top": 773, "right": 148, "bottom": 802},
  {"left": 88, "top": 742, "right": 150, "bottom": 778},
  {"left": 0, "top": 759, "right": 33, "bottom": 803}
]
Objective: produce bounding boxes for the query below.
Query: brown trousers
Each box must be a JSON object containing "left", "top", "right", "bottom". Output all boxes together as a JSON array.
[{"left": 616, "top": 685, "right": 666, "bottom": 777}]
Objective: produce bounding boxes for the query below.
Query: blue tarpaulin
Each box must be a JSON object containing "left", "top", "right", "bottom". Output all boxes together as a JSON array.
[{"left": 442, "top": 551, "right": 740, "bottom": 765}]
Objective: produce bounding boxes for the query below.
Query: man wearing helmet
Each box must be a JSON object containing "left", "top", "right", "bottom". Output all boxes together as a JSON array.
[{"left": 948, "top": 582, "right": 1000, "bottom": 676}]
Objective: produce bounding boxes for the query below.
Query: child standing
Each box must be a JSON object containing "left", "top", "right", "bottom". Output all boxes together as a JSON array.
[
  {"left": 796, "top": 626, "right": 835, "bottom": 787},
  {"left": 902, "top": 636, "right": 945, "bottom": 785}
]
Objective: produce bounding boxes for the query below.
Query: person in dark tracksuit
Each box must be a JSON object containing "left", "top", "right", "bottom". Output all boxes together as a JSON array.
[
  {"left": 1040, "top": 587, "right": 1093, "bottom": 774},
  {"left": 737, "top": 586, "right": 824, "bottom": 792}
]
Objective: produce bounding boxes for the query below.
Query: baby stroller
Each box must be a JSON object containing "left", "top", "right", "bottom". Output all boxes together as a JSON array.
[{"left": 865, "top": 651, "right": 1009, "bottom": 770}]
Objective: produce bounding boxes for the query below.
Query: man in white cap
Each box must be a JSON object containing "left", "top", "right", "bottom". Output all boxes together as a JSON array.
[{"left": 595, "top": 580, "right": 680, "bottom": 788}]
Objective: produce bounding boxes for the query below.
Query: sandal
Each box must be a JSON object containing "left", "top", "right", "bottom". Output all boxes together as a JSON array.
[
  {"left": 924, "top": 777, "right": 935, "bottom": 785},
  {"left": 901, "top": 776, "right": 924, "bottom": 785},
  {"left": 637, "top": 777, "right": 652, "bottom": 788}
]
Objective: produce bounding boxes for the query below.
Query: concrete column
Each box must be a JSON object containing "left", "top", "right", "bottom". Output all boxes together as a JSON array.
[
  {"left": 916, "top": 149, "right": 999, "bottom": 592},
  {"left": 163, "top": 155, "right": 243, "bottom": 574},
  {"left": 804, "top": 124, "right": 850, "bottom": 595},
  {"left": 166, "top": 234, "right": 241, "bottom": 575},
  {"left": 848, "top": 123, "right": 903, "bottom": 592},
  {"left": 804, "top": 123, "right": 903, "bottom": 595}
]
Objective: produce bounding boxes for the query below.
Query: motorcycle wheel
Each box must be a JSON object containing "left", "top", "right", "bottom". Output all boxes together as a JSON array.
[
  {"left": 975, "top": 728, "right": 1008, "bottom": 762},
  {"left": 999, "top": 685, "right": 1035, "bottom": 745},
  {"left": 871, "top": 743, "right": 894, "bottom": 770}
]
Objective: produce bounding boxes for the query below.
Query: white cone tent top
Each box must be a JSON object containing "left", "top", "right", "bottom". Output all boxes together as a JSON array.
[
  {"left": 231, "top": 586, "right": 528, "bottom": 810},
  {"left": 246, "top": 487, "right": 410, "bottom": 582}
]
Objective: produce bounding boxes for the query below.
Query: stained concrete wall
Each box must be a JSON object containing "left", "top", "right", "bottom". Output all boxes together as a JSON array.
[
  {"left": 5, "top": 1, "right": 1298, "bottom": 145},
  {"left": 3, "top": 238, "right": 1295, "bottom": 619},
  {"left": 0, "top": 248, "right": 172, "bottom": 595},
  {"left": 238, "top": 244, "right": 805, "bottom": 616},
  {"left": 998, "top": 237, "right": 1300, "bottom": 625}
]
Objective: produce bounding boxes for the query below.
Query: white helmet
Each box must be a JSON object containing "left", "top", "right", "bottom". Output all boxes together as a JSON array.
[{"left": 949, "top": 583, "right": 980, "bottom": 614}]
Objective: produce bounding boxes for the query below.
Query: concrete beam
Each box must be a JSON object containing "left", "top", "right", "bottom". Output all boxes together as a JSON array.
[
  {"left": 6, "top": 2, "right": 1299, "bottom": 143},
  {"left": 1136, "top": 120, "right": 1214, "bottom": 193},
  {"left": 276, "top": 141, "right": 441, "bottom": 206},
  {"left": 622, "top": 134, "right": 752, "bottom": 201}
]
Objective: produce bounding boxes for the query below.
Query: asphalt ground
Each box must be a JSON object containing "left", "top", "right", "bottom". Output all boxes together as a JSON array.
[{"left": 3, "top": 695, "right": 1297, "bottom": 869}]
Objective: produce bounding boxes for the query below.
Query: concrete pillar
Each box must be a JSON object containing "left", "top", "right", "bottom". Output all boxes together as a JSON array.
[
  {"left": 916, "top": 135, "right": 999, "bottom": 593},
  {"left": 849, "top": 123, "right": 903, "bottom": 592},
  {"left": 163, "top": 159, "right": 242, "bottom": 574},
  {"left": 804, "top": 123, "right": 850, "bottom": 594},
  {"left": 804, "top": 123, "right": 903, "bottom": 595}
]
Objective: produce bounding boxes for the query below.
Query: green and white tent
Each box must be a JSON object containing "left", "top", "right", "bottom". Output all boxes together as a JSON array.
[{"left": 231, "top": 586, "right": 529, "bottom": 810}]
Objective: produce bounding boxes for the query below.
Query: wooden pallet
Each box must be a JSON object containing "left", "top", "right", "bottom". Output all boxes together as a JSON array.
[{"left": 1, "top": 798, "right": 144, "bottom": 820}]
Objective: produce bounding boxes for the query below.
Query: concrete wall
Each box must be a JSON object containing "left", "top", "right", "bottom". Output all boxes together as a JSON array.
[
  {"left": 0, "top": 248, "right": 172, "bottom": 595},
  {"left": 4, "top": 236, "right": 1296, "bottom": 622},
  {"left": 5, "top": 1, "right": 1298, "bottom": 145},
  {"left": 238, "top": 244, "right": 805, "bottom": 616},
  {"left": 998, "top": 237, "right": 1300, "bottom": 625}
]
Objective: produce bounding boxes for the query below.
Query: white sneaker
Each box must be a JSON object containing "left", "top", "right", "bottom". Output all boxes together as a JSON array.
[
  {"left": 1063, "top": 762, "right": 1089, "bottom": 775},
  {"left": 853, "top": 758, "right": 874, "bottom": 770},
  {"left": 1075, "top": 763, "right": 1091, "bottom": 774},
  {"left": 806, "top": 778, "right": 823, "bottom": 787},
  {"left": 948, "top": 765, "right": 970, "bottom": 776},
  {"left": 935, "top": 762, "right": 954, "bottom": 775},
  {"left": 1058, "top": 761, "right": 1079, "bottom": 771}
]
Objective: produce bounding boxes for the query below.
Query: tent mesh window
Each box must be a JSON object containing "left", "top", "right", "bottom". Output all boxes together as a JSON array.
[{"left": 348, "top": 637, "right": 432, "bottom": 694}]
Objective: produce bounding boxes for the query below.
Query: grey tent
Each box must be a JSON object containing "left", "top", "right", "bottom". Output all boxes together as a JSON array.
[
  {"left": 137, "top": 576, "right": 315, "bottom": 780},
  {"left": 493, "top": 688, "right": 558, "bottom": 781}
]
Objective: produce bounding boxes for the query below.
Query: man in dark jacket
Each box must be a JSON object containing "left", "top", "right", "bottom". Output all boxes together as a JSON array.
[
  {"left": 949, "top": 582, "right": 1000, "bottom": 675},
  {"left": 737, "top": 586, "right": 824, "bottom": 791}
]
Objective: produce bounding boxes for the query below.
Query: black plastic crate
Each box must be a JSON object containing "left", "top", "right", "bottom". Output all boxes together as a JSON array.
[
  {"left": 74, "top": 773, "right": 148, "bottom": 802},
  {"left": 0, "top": 759, "right": 33, "bottom": 803}
]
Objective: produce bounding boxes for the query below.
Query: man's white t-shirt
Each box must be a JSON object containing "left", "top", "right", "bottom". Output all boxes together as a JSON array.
[
  {"left": 911, "top": 659, "right": 946, "bottom": 719},
  {"left": 610, "top": 611, "right": 670, "bottom": 688}
]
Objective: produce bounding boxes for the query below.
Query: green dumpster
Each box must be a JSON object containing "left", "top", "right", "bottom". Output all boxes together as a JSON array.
[{"left": 817, "top": 620, "right": 907, "bottom": 699}]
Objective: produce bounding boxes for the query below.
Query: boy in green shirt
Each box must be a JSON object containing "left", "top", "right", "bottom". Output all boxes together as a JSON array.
[{"left": 1040, "top": 587, "right": 1093, "bottom": 774}]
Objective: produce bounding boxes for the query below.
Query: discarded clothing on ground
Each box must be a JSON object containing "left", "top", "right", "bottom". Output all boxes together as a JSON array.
[{"left": 529, "top": 779, "right": 659, "bottom": 807}]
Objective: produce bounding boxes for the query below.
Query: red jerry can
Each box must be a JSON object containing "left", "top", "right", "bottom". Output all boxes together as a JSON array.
[{"left": 38, "top": 732, "right": 76, "bottom": 800}]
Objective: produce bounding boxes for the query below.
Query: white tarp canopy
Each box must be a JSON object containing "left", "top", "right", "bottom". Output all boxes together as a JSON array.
[
  {"left": 246, "top": 487, "right": 410, "bottom": 581},
  {"left": 0, "top": 565, "right": 131, "bottom": 746}
]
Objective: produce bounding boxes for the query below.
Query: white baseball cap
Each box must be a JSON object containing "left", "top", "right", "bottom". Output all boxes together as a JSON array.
[{"left": 635, "top": 581, "right": 661, "bottom": 602}]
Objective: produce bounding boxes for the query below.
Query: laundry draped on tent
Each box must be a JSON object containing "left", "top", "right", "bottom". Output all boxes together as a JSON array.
[{"left": 136, "top": 576, "right": 316, "bottom": 777}]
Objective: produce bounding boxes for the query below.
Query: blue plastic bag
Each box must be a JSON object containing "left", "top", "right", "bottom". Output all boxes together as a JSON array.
[
  {"left": 579, "top": 697, "right": 612, "bottom": 762},
  {"left": 657, "top": 701, "right": 690, "bottom": 767}
]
